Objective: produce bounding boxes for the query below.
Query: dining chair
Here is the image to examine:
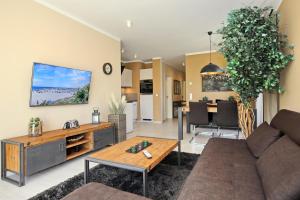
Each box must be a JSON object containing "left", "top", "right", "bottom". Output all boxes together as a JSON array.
[
  {"left": 216, "top": 101, "right": 240, "bottom": 139},
  {"left": 215, "top": 99, "right": 223, "bottom": 103},
  {"left": 199, "top": 100, "right": 213, "bottom": 122},
  {"left": 189, "top": 102, "right": 215, "bottom": 144},
  {"left": 199, "top": 100, "right": 213, "bottom": 104}
]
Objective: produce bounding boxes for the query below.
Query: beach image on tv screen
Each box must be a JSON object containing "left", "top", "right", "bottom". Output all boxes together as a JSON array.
[{"left": 30, "top": 63, "right": 92, "bottom": 106}]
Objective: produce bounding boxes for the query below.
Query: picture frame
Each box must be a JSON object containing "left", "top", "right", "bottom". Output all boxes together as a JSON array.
[{"left": 173, "top": 80, "right": 181, "bottom": 95}]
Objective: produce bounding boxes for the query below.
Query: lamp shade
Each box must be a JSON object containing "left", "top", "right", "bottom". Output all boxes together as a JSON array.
[{"left": 200, "top": 63, "right": 224, "bottom": 75}]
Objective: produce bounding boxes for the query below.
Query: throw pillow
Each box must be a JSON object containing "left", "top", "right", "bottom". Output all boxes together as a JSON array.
[
  {"left": 246, "top": 122, "right": 280, "bottom": 158},
  {"left": 256, "top": 135, "right": 300, "bottom": 200}
]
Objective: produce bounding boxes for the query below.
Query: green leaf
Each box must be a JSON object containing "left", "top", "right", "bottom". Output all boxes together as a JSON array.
[{"left": 218, "top": 6, "right": 294, "bottom": 105}]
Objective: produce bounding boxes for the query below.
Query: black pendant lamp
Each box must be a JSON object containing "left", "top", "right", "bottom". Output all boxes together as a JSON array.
[{"left": 200, "top": 31, "right": 224, "bottom": 75}]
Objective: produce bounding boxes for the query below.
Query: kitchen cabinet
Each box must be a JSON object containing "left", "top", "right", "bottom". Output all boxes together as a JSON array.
[
  {"left": 140, "top": 68, "right": 152, "bottom": 80},
  {"left": 132, "top": 101, "right": 137, "bottom": 120},
  {"left": 121, "top": 68, "right": 132, "bottom": 87}
]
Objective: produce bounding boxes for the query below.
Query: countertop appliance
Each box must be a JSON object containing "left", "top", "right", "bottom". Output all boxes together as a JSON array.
[{"left": 140, "top": 79, "right": 153, "bottom": 94}]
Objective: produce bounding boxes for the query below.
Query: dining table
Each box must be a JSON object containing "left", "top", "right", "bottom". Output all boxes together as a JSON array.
[{"left": 182, "top": 103, "right": 218, "bottom": 113}]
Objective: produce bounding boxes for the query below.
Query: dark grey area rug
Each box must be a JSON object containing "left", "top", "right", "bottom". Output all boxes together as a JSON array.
[{"left": 29, "top": 151, "right": 199, "bottom": 200}]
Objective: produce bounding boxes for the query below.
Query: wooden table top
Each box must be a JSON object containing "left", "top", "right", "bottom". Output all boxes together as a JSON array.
[
  {"left": 182, "top": 104, "right": 217, "bottom": 113},
  {"left": 7, "top": 123, "right": 112, "bottom": 147},
  {"left": 88, "top": 136, "right": 178, "bottom": 171}
]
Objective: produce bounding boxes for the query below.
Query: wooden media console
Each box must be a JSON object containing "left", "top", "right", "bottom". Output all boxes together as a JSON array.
[{"left": 1, "top": 123, "right": 115, "bottom": 186}]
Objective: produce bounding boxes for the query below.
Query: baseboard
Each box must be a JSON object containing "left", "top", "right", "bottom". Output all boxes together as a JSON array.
[{"left": 137, "top": 120, "right": 153, "bottom": 123}]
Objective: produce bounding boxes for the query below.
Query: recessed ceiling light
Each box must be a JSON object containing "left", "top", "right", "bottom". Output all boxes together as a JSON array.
[{"left": 126, "top": 20, "right": 132, "bottom": 28}]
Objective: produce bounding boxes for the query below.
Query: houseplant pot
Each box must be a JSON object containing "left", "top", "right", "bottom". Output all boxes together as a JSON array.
[
  {"left": 108, "top": 94, "right": 127, "bottom": 143},
  {"left": 108, "top": 114, "right": 126, "bottom": 142}
]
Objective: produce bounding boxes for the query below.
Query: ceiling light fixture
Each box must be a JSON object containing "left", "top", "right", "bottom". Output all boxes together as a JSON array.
[
  {"left": 134, "top": 53, "right": 137, "bottom": 59},
  {"left": 200, "top": 31, "right": 224, "bottom": 75},
  {"left": 126, "top": 20, "right": 132, "bottom": 28},
  {"left": 121, "top": 48, "right": 125, "bottom": 54}
]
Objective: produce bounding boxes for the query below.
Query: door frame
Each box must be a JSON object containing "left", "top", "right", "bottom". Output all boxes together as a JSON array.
[{"left": 165, "top": 77, "right": 173, "bottom": 119}]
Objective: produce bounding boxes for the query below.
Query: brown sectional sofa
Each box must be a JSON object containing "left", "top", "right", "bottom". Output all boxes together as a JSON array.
[
  {"left": 177, "top": 138, "right": 265, "bottom": 200},
  {"left": 63, "top": 109, "right": 300, "bottom": 200},
  {"left": 62, "top": 182, "right": 151, "bottom": 200}
]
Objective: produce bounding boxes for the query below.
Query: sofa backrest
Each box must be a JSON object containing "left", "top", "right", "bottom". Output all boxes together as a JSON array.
[{"left": 270, "top": 109, "right": 300, "bottom": 145}]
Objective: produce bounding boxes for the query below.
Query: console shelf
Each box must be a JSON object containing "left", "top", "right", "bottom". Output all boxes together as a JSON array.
[
  {"left": 66, "top": 139, "right": 90, "bottom": 148},
  {"left": 66, "top": 147, "right": 91, "bottom": 160}
]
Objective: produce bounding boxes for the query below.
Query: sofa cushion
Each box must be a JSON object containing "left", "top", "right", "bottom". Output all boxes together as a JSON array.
[
  {"left": 246, "top": 122, "right": 281, "bottom": 158},
  {"left": 177, "top": 138, "right": 265, "bottom": 200},
  {"left": 256, "top": 135, "right": 300, "bottom": 200},
  {"left": 270, "top": 109, "right": 300, "bottom": 145},
  {"left": 62, "top": 182, "right": 150, "bottom": 200}
]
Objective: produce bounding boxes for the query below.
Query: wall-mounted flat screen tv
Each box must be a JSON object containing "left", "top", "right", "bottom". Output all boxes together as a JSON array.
[{"left": 30, "top": 63, "right": 92, "bottom": 107}]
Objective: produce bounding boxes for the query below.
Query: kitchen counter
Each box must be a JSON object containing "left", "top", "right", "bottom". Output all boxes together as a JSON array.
[{"left": 127, "top": 100, "right": 137, "bottom": 103}]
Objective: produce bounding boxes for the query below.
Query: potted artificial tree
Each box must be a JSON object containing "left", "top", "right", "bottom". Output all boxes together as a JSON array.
[
  {"left": 108, "top": 94, "right": 127, "bottom": 142},
  {"left": 218, "top": 6, "right": 293, "bottom": 137}
]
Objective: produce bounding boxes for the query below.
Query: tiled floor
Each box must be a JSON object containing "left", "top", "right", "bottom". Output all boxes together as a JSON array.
[{"left": 0, "top": 118, "right": 241, "bottom": 200}]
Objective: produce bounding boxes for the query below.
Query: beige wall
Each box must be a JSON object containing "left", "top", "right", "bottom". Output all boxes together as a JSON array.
[
  {"left": 278, "top": 0, "right": 300, "bottom": 112},
  {"left": 122, "top": 61, "right": 153, "bottom": 120},
  {"left": 185, "top": 52, "right": 235, "bottom": 103},
  {"left": 152, "top": 58, "right": 163, "bottom": 122},
  {"left": 0, "top": 0, "right": 121, "bottom": 139},
  {"left": 165, "top": 64, "right": 185, "bottom": 101}
]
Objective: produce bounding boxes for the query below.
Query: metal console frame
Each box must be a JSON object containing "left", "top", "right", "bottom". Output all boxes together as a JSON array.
[
  {"left": 1, "top": 140, "right": 25, "bottom": 186},
  {"left": 84, "top": 140, "right": 181, "bottom": 197}
]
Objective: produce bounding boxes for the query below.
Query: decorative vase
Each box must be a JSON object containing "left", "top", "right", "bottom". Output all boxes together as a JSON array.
[
  {"left": 28, "top": 121, "right": 43, "bottom": 137},
  {"left": 108, "top": 114, "right": 126, "bottom": 143}
]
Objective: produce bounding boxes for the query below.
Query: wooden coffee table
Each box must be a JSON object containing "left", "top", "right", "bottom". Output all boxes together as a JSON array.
[{"left": 84, "top": 136, "right": 181, "bottom": 197}]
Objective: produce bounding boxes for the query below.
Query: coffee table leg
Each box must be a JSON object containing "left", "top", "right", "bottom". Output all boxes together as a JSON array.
[
  {"left": 178, "top": 141, "right": 181, "bottom": 166},
  {"left": 143, "top": 170, "right": 148, "bottom": 197},
  {"left": 84, "top": 159, "right": 89, "bottom": 184}
]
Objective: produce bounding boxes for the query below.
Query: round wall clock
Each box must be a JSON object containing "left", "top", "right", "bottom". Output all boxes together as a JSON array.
[{"left": 103, "top": 63, "right": 113, "bottom": 75}]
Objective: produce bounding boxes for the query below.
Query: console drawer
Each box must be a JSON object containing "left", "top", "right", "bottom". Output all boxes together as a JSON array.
[{"left": 93, "top": 127, "right": 114, "bottom": 150}]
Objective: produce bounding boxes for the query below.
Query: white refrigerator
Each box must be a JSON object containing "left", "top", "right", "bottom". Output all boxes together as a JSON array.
[{"left": 140, "top": 94, "right": 153, "bottom": 121}]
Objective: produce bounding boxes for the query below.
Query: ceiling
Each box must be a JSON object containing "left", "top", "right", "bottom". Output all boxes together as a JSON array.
[{"left": 36, "top": 0, "right": 282, "bottom": 71}]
